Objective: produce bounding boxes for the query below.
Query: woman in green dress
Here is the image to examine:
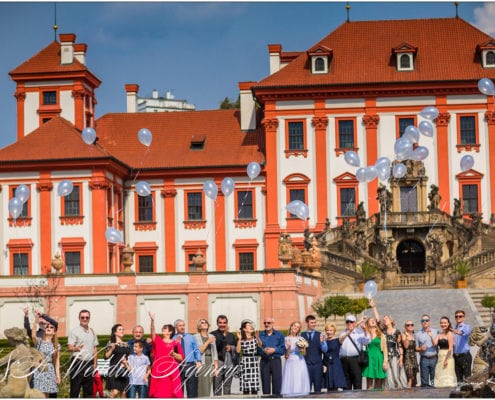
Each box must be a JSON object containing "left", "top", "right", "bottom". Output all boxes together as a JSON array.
[{"left": 362, "top": 318, "right": 388, "bottom": 390}]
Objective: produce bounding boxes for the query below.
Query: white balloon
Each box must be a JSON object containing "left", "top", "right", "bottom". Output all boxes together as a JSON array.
[
  {"left": 135, "top": 181, "right": 152, "bottom": 197},
  {"left": 363, "top": 280, "right": 378, "bottom": 299},
  {"left": 138, "top": 128, "right": 152, "bottom": 147},
  {"left": 286, "top": 200, "right": 304, "bottom": 214},
  {"left": 419, "top": 106, "right": 439, "bottom": 121},
  {"left": 393, "top": 163, "right": 407, "bottom": 178},
  {"left": 460, "top": 154, "right": 474, "bottom": 171},
  {"left": 478, "top": 78, "right": 495, "bottom": 96},
  {"left": 411, "top": 146, "right": 429, "bottom": 161},
  {"left": 15, "top": 184, "right": 30, "bottom": 204},
  {"left": 105, "top": 227, "right": 123, "bottom": 244},
  {"left": 377, "top": 165, "right": 391, "bottom": 182},
  {"left": 418, "top": 120, "right": 434, "bottom": 137},
  {"left": 203, "top": 180, "right": 218, "bottom": 201},
  {"left": 221, "top": 177, "right": 235, "bottom": 197},
  {"left": 294, "top": 202, "right": 309, "bottom": 220},
  {"left": 82, "top": 127, "right": 96, "bottom": 145},
  {"left": 8, "top": 197, "right": 23, "bottom": 220},
  {"left": 394, "top": 137, "right": 413, "bottom": 160},
  {"left": 356, "top": 167, "right": 367, "bottom": 183},
  {"left": 344, "top": 151, "right": 360, "bottom": 167},
  {"left": 57, "top": 180, "right": 74, "bottom": 196},
  {"left": 375, "top": 157, "right": 391, "bottom": 170},
  {"left": 247, "top": 162, "right": 261, "bottom": 180},
  {"left": 365, "top": 166, "right": 378, "bottom": 182},
  {"left": 404, "top": 125, "right": 420, "bottom": 143}
]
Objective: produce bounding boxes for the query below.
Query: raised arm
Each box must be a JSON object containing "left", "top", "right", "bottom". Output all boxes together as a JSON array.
[
  {"left": 31, "top": 313, "right": 40, "bottom": 346},
  {"left": 149, "top": 311, "right": 156, "bottom": 341},
  {"left": 369, "top": 298, "right": 380, "bottom": 321}
]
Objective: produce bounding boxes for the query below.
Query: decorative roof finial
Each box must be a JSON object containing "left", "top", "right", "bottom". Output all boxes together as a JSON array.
[
  {"left": 346, "top": 2, "right": 351, "bottom": 23},
  {"left": 53, "top": 2, "right": 58, "bottom": 41},
  {"left": 455, "top": 2, "right": 459, "bottom": 18}
]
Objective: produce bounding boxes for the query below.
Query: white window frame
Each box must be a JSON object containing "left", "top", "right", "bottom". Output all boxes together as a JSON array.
[
  {"left": 396, "top": 53, "right": 414, "bottom": 71},
  {"left": 311, "top": 56, "right": 328, "bottom": 74}
]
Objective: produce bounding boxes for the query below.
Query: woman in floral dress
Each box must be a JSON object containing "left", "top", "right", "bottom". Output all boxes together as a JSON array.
[
  {"left": 401, "top": 320, "right": 419, "bottom": 388},
  {"left": 281, "top": 321, "right": 310, "bottom": 396},
  {"left": 236, "top": 320, "right": 261, "bottom": 395},
  {"left": 31, "top": 314, "right": 60, "bottom": 397}
]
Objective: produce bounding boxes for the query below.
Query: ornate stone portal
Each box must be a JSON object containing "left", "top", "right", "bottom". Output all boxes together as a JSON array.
[{"left": 279, "top": 160, "right": 495, "bottom": 291}]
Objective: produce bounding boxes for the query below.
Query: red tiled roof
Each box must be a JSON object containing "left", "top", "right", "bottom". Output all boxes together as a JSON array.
[
  {"left": 256, "top": 18, "right": 495, "bottom": 88},
  {"left": 0, "top": 117, "right": 110, "bottom": 163},
  {"left": 9, "top": 41, "right": 88, "bottom": 76},
  {"left": 94, "top": 109, "right": 265, "bottom": 169}
]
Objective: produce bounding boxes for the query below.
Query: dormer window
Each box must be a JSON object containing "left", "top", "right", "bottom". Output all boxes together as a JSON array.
[
  {"left": 477, "top": 41, "right": 495, "bottom": 68},
  {"left": 190, "top": 134, "right": 205, "bottom": 150},
  {"left": 307, "top": 44, "right": 332, "bottom": 74},
  {"left": 392, "top": 42, "right": 417, "bottom": 71}
]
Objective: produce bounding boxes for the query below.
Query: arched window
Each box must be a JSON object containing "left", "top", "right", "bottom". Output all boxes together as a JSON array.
[
  {"left": 400, "top": 54, "right": 411, "bottom": 69},
  {"left": 487, "top": 51, "right": 495, "bottom": 66},
  {"left": 315, "top": 57, "right": 325, "bottom": 71}
]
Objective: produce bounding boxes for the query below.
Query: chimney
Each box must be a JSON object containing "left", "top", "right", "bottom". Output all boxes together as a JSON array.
[
  {"left": 74, "top": 43, "right": 87, "bottom": 65},
  {"left": 125, "top": 84, "right": 139, "bottom": 113},
  {"left": 268, "top": 44, "right": 282, "bottom": 75},
  {"left": 59, "top": 33, "right": 76, "bottom": 65},
  {"left": 239, "top": 82, "right": 256, "bottom": 131},
  {"left": 152, "top": 89, "right": 159, "bottom": 99}
]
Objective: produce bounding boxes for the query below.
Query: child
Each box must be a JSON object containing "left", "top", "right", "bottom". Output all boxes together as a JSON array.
[{"left": 127, "top": 341, "right": 151, "bottom": 398}]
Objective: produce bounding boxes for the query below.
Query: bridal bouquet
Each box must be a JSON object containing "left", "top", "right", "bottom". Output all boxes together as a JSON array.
[{"left": 296, "top": 337, "right": 309, "bottom": 356}]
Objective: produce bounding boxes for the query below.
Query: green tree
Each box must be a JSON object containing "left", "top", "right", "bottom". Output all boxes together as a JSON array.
[
  {"left": 219, "top": 96, "right": 240, "bottom": 109},
  {"left": 481, "top": 295, "right": 495, "bottom": 312},
  {"left": 312, "top": 295, "right": 370, "bottom": 322}
]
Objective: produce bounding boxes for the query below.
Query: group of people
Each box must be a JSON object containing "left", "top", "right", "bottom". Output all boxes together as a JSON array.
[{"left": 22, "top": 300, "right": 473, "bottom": 398}]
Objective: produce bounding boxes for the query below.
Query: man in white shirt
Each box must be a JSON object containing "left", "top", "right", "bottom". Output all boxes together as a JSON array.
[
  {"left": 339, "top": 314, "right": 368, "bottom": 390},
  {"left": 68, "top": 309, "right": 99, "bottom": 398}
]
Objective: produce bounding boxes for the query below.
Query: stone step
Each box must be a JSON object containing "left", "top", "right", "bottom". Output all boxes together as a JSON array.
[{"left": 315, "top": 288, "right": 486, "bottom": 335}]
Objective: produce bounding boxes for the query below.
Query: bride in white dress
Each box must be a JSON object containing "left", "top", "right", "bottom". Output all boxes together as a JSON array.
[{"left": 281, "top": 321, "right": 311, "bottom": 396}]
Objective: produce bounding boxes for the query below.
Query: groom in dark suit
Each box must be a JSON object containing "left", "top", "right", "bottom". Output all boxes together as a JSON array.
[{"left": 301, "top": 314, "right": 324, "bottom": 393}]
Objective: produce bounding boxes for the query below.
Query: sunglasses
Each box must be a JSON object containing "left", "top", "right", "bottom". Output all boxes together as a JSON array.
[
  {"left": 345, "top": 320, "right": 355, "bottom": 324},
  {"left": 421, "top": 319, "right": 430, "bottom": 323},
  {"left": 405, "top": 323, "right": 414, "bottom": 327},
  {"left": 264, "top": 322, "right": 272, "bottom": 325},
  {"left": 455, "top": 315, "right": 464, "bottom": 318},
  {"left": 80, "top": 316, "right": 90, "bottom": 320}
]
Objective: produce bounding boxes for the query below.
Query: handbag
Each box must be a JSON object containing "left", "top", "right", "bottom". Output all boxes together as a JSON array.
[{"left": 348, "top": 335, "right": 368, "bottom": 368}]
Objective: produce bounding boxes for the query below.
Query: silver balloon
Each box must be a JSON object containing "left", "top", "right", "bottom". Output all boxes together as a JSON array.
[
  {"left": 15, "top": 184, "right": 30, "bottom": 204},
  {"left": 247, "top": 162, "right": 261, "bottom": 180},
  {"left": 57, "top": 180, "right": 74, "bottom": 197},
  {"left": 364, "top": 166, "right": 378, "bottom": 182},
  {"left": 404, "top": 125, "right": 420, "bottom": 143},
  {"left": 393, "top": 163, "right": 407, "bottom": 179},
  {"left": 105, "top": 227, "right": 123, "bottom": 244},
  {"left": 418, "top": 120, "right": 434, "bottom": 137},
  {"left": 82, "top": 127, "right": 96, "bottom": 145},
  {"left": 221, "top": 177, "right": 235, "bottom": 197},
  {"left": 377, "top": 165, "right": 391, "bottom": 182},
  {"left": 344, "top": 150, "right": 360, "bottom": 167},
  {"left": 203, "top": 180, "right": 218, "bottom": 200},
  {"left": 138, "top": 128, "right": 152, "bottom": 147},
  {"left": 411, "top": 146, "right": 429, "bottom": 161},
  {"left": 478, "top": 78, "right": 495, "bottom": 96},
  {"left": 419, "top": 106, "right": 439, "bottom": 121},
  {"left": 135, "top": 181, "right": 152, "bottom": 197},
  {"left": 460, "top": 154, "right": 474, "bottom": 171},
  {"left": 8, "top": 197, "right": 23, "bottom": 220},
  {"left": 394, "top": 137, "right": 413, "bottom": 160},
  {"left": 375, "top": 156, "right": 391, "bottom": 170},
  {"left": 356, "top": 167, "right": 367, "bottom": 183}
]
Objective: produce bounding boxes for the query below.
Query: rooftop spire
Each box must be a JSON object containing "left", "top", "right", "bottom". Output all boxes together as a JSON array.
[
  {"left": 455, "top": 1, "right": 459, "bottom": 18},
  {"left": 346, "top": 2, "right": 351, "bottom": 22},
  {"left": 53, "top": 2, "right": 58, "bottom": 41}
]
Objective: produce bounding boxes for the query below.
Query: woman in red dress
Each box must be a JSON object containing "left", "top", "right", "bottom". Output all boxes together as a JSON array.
[{"left": 148, "top": 311, "right": 184, "bottom": 398}]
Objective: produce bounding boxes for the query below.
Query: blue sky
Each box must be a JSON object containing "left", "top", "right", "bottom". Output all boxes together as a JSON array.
[{"left": 0, "top": 1, "right": 494, "bottom": 149}]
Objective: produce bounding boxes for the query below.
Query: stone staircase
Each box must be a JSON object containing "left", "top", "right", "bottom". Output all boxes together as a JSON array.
[
  {"left": 468, "top": 288, "right": 495, "bottom": 327},
  {"left": 315, "top": 288, "right": 488, "bottom": 334}
]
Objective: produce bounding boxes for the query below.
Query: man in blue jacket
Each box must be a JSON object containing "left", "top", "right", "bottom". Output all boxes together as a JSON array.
[
  {"left": 301, "top": 314, "right": 325, "bottom": 393},
  {"left": 174, "top": 319, "right": 202, "bottom": 398},
  {"left": 259, "top": 317, "right": 286, "bottom": 396}
]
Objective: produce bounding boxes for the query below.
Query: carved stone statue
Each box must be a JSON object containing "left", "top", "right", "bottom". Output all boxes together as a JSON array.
[
  {"left": 426, "top": 232, "right": 443, "bottom": 268},
  {"left": 452, "top": 198, "right": 462, "bottom": 219},
  {"left": 303, "top": 228, "right": 312, "bottom": 251},
  {"left": 0, "top": 327, "right": 45, "bottom": 398},
  {"left": 278, "top": 232, "right": 293, "bottom": 267},
  {"left": 310, "top": 237, "right": 322, "bottom": 268},
  {"left": 355, "top": 230, "right": 366, "bottom": 252},
  {"left": 121, "top": 244, "right": 135, "bottom": 273},
  {"left": 355, "top": 201, "right": 366, "bottom": 225},
  {"left": 377, "top": 184, "right": 392, "bottom": 213},
  {"left": 428, "top": 184, "right": 441, "bottom": 211}
]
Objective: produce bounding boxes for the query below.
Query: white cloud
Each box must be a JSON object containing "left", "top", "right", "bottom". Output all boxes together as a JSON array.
[{"left": 473, "top": 2, "right": 495, "bottom": 36}]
